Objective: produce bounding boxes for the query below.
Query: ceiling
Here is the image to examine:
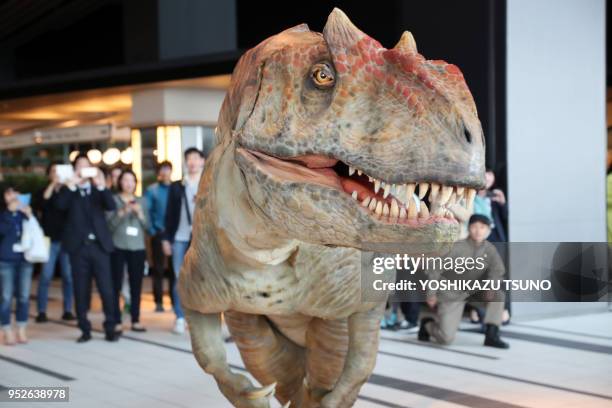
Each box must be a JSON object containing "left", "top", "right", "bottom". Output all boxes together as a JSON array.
[{"left": 0, "top": 74, "right": 231, "bottom": 136}]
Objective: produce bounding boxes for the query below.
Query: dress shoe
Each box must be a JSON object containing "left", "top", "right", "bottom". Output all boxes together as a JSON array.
[
  {"left": 105, "top": 332, "right": 119, "bottom": 342},
  {"left": 131, "top": 323, "right": 147, "bottom": 332},
  {"left": 155, "top": 303, "right": 164, "bottom": 312},
  {"left": 484, "top": 324, "right": 510, "bottom": 349},
  {"left": 77, "top": 333, "right": 92, "bottom": 343},
  {"left": 418, "top": 318, "right": 434, "bottom": 342},
  {"left": 62, "top": 311, "right": 75, "bottom": 321},
  {"left": 35, "top": 312, "right": 48, "bottom": 323}
]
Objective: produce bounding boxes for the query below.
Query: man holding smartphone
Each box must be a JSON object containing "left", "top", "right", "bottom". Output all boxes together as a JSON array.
[
  {"left": 32, "top": 161, "right": 74, "bottom": 323},
  {"left": 55, "top": 153, "right": 118, "bottom": 343}
]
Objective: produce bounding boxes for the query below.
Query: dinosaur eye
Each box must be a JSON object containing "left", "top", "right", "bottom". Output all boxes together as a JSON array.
[{"left": 311, "top": 63, "right": 335, "bottom": 89}]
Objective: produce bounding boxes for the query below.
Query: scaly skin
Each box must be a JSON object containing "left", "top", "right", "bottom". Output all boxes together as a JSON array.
[{"left": 179, "top": 8, "right": 485, "bottom": 408}]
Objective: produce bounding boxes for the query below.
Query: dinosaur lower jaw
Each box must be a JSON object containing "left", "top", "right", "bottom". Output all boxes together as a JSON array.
[{"left": 238, "top": 148, "right": 476, "bottom": 225}]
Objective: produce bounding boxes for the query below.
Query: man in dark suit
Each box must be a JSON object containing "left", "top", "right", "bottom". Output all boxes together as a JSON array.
[{"left": 55, "top": 153, "right": 118, "bottom": 343}]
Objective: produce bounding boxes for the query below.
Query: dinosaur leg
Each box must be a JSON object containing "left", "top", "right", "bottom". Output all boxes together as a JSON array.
[
  {"left": 185, "top": 308, "right": 279, "bottom": 408},
  {"left": 303, "top": 317, "right": 349, "bottom": 407},
  {"left": 319, "top": 305, "right": 384, "bottom": 408},
  {"left": 224, "top": 311, "right": 306, "bottom": 407}
]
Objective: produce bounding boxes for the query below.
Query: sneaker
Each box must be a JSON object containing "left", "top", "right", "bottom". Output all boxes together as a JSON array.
[
  {"left": 35, "top": 312, "right": 48, "bottom": 323},
  {"left": 62, "top": 311, "right": 75, "bottom": 321},
  {"left": 16, "top": 326, "right": 28, "bottom": 344},
  {"left": 172, "top": 318, "right": 186, "bottom": 334},
  {"left": 380, "top": 317, "right": 388, "bottom": 329},
  {"left": 399, "top": 320, "right": 417, "bottom": 330},
  {"left": 469, "top": 309, "right": 481, "bottom": 324},
  {"left": 3, "top": 328, "right": 16, "bottom": 345},
  {"left": 155, "top": 303, "right": 164, "bottom": 313},
  {"left": 387, "top": 312, "right": 398, "bottom": 326}
]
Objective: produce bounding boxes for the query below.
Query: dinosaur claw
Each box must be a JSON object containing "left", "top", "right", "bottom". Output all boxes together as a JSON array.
[
  {"left": 281, "top": 402, "right": 291, "bottom": 408},
  {"left": 244, "top": 382, "right": 277, "bottom": 400}
]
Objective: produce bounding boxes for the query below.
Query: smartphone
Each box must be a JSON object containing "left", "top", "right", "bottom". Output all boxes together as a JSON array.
[
  {"left": 80, "top": 167, "right": 98, "bottom": 178},
  {"left": 55, "top": 164, "right": 74, "bottom": 183},
  {"left": 17, "top": 193, "right": 31, "bottom": 209}
]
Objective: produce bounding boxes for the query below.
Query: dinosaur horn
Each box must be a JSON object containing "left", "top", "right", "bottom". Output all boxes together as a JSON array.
[
  {"left": 323, "top": 8, "right": 365, "bottom": 49},
  {"left": 394, "top": 31, "right": 418, "bottom": 54},
  {"left": 282, "top": 23, "right": 310, "bottom": 34}
]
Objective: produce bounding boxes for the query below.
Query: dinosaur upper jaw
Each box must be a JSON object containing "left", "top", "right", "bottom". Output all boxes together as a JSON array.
[{"left": 236, "top": 147, "right": 477, "bottom": 227}]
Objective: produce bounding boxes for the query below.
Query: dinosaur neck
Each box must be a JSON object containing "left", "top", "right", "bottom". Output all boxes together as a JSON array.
[{"left": 212, "top": 143, "right": 298, "bottom": 266}]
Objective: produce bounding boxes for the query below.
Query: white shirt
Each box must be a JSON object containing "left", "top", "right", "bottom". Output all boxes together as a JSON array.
[{"left": 174, "top": 176, "right": 199, "bottom": 242}]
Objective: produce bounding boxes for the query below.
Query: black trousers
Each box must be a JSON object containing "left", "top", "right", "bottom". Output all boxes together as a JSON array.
[
  {"left": 400, "top": 302, "right": 421, "bottom": 325},
  {"left": 70, "top": 242, "right": 115, "bottom": 335},
  {"left": 151, "top": 233, "right": 174, "bottom": 305},
  {"left": 110, "top": 249, "right": 145, "bottom": 324}
]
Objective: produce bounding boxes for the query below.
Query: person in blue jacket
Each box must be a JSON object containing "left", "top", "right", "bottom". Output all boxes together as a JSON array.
[
  {"left": 0, "top": 184, "right": 34, "bottom": 345},
  {"left": 144, "top": 161, "right": 173, "bottom": 312}
]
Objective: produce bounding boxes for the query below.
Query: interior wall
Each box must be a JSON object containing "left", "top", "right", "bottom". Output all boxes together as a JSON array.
[{"left": 506, "top": 0, "right": 607, "bottom": 319}]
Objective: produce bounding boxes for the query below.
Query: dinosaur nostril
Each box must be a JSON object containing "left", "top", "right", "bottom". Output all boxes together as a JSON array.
[{"left": 463, "top": 127, "right": 472, "bottom": 144}]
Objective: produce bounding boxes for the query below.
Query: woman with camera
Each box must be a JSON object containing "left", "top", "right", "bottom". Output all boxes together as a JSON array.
[
  {"left": 107, "top": 169, "right": 149, "bottom": 333},
  {"left": 0, "top": 185, "right": 34, "bottom": 345}
]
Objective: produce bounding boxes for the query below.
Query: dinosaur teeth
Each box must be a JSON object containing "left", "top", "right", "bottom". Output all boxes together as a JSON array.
[
  {"left": 375, "top": 200, "right": 383, "bottom": 216},
  {"left": 430, "top": 183, "right": 440, "bottom": 200},
  {"left": 383, "top": 183, "right": 391, "bottom": 198},
  {"left": 418, "top": 182, "right": 429, "bottom": 199},
  {"left": 405, "top": 183, "right": 415, "bottom": 205},
  {"left": 368, "top": 198, "right": 377, "bottom": 211},
  {"left": 419, "top": 201, "right": 429, "bottom": 218},
  {"left": 407, "top": 199, "right": 418, "bottom": 219},
  {"left": 345, "top": 168, "right": 477, "bottom": 225},
  {"left": 439, "top": 185, "right": 453, "bottom": 205},
  {"left": 390, "top": 199, "right": 399, "bottom": 218},
  {"left": 466, "top": 188, "right": 476, "bottom": 212}
]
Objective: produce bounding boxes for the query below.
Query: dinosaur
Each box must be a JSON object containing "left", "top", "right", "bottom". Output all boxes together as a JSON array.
[{"left": 179, "top": 8, "right": 485, "bottom": 408}]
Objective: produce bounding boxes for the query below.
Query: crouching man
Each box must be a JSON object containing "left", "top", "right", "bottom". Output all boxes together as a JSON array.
[{"left": 418, "top": 214, "right": 509, "bottom": 349}]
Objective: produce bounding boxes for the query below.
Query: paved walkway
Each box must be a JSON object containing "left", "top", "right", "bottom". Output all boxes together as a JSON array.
[{"left": 0, "top": 281, "right": 610, "bottom": 407}]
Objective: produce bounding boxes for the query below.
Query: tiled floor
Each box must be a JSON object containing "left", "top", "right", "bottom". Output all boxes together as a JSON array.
[{"left": 0, "top": 281, "right": 611, "bottom": 408}]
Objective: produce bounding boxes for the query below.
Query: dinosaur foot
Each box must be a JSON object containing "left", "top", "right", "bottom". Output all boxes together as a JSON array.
[
  {"left": 224, "top": 382, "right": 277, "bottom": 408},
  {"left": 244, "top": 382, "right": 277, "bottom": 400}
]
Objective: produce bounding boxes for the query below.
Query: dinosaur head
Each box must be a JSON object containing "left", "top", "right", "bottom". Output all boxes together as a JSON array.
[{"left": 221, "top": 8, "right": 485, "bottom": 250}]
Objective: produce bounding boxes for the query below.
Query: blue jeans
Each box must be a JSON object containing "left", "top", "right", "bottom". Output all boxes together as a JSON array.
[
  {"left": 37, "top": 241, "right": 73, "bottom": 313},
  {"left": 171, "top": 241, "right": 190, "bottom": 319},
  {"left": 0, "top": 260, "right": 34, "bottom": 327}
]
